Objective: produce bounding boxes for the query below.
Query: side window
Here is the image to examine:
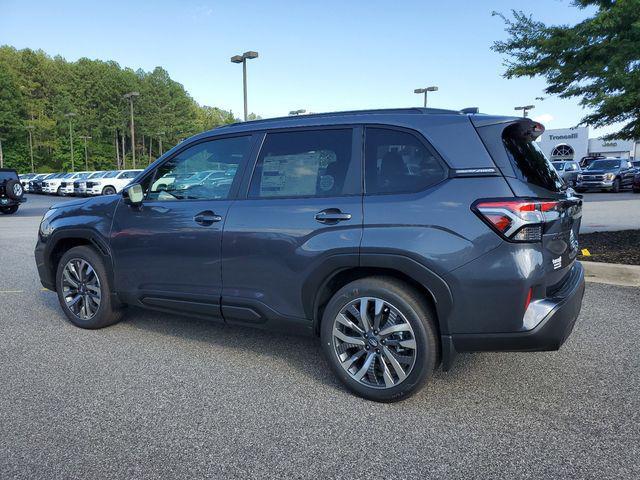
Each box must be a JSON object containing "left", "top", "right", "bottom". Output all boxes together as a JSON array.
[
  {"left": 365, "top": 127, "right": 445, "bottom": 195},
  {"left": 249, "top": 129, "right": 354, "bottom": 198},
  {"left": 146, "top": 136, "right": 251, "bottom": 201}
]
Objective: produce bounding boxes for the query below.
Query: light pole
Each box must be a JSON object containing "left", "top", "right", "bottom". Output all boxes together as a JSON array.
[
  {"left": 123, "top": 92, "right": 140, "bottom": 168},
  {"left": 289, "top": 109, "right": 306, "bottom": 116},
  {"left": 65, "top": 112, "right": 76, "bottom": 171},
  {"left": 230, "top": 51, "right": 259, "bottom": 121},
  {"left": 514, "top": 105, "right": 535, "bottom": 118},
  {"left": 414, "top": 86, "right": 438, "bottom": 107},
  {"left": 26, "top": 125, "right": 35, "bottom": 173},
  {"left": 79, "top": 135, "right": 92, "bottom": 170}
]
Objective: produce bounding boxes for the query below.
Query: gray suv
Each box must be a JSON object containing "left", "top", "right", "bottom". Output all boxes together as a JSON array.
[{"left": 35, "top": 108, "right": 585, "bottom": 402}]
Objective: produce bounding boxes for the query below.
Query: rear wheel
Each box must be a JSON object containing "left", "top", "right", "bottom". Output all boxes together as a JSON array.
[
  {"left": 320, "top": 277, "right": 438, "bottom": 402},
  {"left": 102, "top": 186, "right": 116, "bottom": 195},
  {"left": 55, "top": 246, "right": 123, "bottom": 329},
  {"left": 0, "top": 205, "right": 19, "bottom": 214}
]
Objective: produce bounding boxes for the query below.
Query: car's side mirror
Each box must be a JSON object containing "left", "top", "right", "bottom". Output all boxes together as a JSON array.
[{"left": 123, "top": 183, "right": 144, "bottom": 206}]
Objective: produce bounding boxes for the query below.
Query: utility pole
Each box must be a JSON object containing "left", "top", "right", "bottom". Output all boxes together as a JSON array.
[
  {"left": 230, "top": 51, "right": 259, "bottom": 121},
  {"left": 79, "top": 135, "right": 91, "bottom": 170},
  {"left": 26, "top": 125, "right": 35, "bottom": 173},
  {"left": 0, "top": 138, "right": 4, "bottom": 168},
  {"left": 65, "top": 112, "right": 76, "bottom": 171},
  {"left": 414, "top": 86, "right": 438, "bottom": 107},
  {"left": 123, "top": 92, "right": 140, "bottom": 168}
]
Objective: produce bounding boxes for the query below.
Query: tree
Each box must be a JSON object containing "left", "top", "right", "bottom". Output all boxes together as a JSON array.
[{"left": 492, "top": 0, "right": 640, "bottom": 140}]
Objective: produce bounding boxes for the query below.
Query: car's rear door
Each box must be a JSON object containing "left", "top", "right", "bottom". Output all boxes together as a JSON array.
[
  {"left": 221, "top": 127, "right": 363, "bottom": 333},
  {"left": 110, "top": 134, "right": 256, "bottom": 319}
]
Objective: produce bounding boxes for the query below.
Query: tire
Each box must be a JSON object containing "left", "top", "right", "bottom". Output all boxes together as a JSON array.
[
  {"left": 612, "top": 178, "right": 621, "bottom": 193},
  {"left": 0, "top": 205, "right": 19, "bottom": 214},
  {"left": 320, "top": 276, "right": 438, "bottom": 402},
  {"left": 57, "top": 186, "right": 64, "bottom": 196},
  {"left": 5, "top": 179, "right": 24, "bottom": 200},
  {"left": 55, "top": 246, "right": 123, "bottom": 329},
  {"left": 102, "top": 186, "right": 116, "bottom": 195}
]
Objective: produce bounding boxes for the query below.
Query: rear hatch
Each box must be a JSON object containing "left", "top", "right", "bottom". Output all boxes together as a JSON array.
[{"left": 472, "top": 117, "right": 582, "bottom": 286}]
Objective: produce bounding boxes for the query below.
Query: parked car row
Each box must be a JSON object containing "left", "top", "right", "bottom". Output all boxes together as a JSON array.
[
  {"left": 550, "top": 157, "right": 640, "bottom": 193},
  {"left": 22, "top": 170, "right": 142, "bottom": 196}
]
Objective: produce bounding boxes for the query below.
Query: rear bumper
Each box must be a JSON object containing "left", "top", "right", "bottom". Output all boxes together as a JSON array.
[
  {"left": 1, "top": 196, "right": 27, "bottom": 207},
  {"left": 446, "top": 262, "right": 585, "bottom": 354}
]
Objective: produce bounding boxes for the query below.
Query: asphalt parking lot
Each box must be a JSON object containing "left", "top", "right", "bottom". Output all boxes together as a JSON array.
[
  {"left": 1, "top": 194, "right": 638, "bottom": 479},
  {"left": 581, "top": 191, "right": 640, "bottom": 233}
]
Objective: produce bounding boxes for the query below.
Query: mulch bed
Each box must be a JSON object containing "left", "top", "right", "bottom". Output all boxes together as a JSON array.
[{"left": 578, "top": 229, "right": 640, "bottom": 265}]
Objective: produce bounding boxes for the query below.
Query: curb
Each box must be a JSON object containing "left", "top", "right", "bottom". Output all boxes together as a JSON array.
[{"left": 581, "top": 260, "right": 640, "bottom": 287}]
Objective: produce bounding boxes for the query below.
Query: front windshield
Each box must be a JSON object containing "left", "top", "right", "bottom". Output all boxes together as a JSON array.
[
  {"left": 552, "top": 162, "right": 565, "bottom": 171},
  {"left": 587, "top": 160, "right": 620, "bottom": 170},
  {"left": 89, "top": 171, "right": 106, "bottom": 178}
]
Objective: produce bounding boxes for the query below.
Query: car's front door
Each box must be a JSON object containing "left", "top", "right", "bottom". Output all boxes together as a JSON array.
[
  {"left": 221, "top": 127, "right": 363, "bottom": 332},
  {"left": 110, "top": 134, "right": 255, "bottom": 319}
]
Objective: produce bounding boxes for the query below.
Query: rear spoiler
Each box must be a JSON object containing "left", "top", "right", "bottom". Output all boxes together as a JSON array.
[{"left": 470, "top": 116, "right": 545, "bottom": 140}]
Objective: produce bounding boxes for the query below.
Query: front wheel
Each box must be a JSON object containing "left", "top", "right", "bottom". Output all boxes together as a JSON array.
[
  {"left": 55, "top": 246, "right": 123, "bottom": 329},
  {"left": 612, "top": 178, "right": 621, "bottom": 193},
  {"left": 320, "top": 277, "right": 438, "bottom": 402},
  {"left": 102, "top": 186, "right": 117, "bottom": 195}
]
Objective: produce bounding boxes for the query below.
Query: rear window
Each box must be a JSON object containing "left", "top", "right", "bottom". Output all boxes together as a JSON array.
[
  {"left": 0, "top": 170, "right": 18, "bottom": 181},
  {"left": 502, "top": 124, "right": 564, "bottom": 192}
]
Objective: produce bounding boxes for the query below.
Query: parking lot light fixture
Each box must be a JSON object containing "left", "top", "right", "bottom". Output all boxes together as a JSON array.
[
  {"left": 514, "top": 105, "right": 535, "bottom": 118},
  {"left": 64, "top": 112, "right": 76, "bottom": 171},
  {"left": 230, "top": 51, "right": 259, "bottom": 121},
  {"left": 414, "top": 86, "right": 438, "bottom": 107}
]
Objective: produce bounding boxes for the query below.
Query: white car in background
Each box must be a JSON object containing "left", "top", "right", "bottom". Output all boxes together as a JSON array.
[
  {"left": 42, "top": 173, "right": 73, "bottom": 194},
  {"left": 19, "top": 173, "right": 37, "bottom": 192},
  {"left": 85, "top": 169, "right": 142, "bottom": 196},
  {"left": 59, "top": 171, "right": 91, "bottom": 196},
  {"left": 74, "top": 171, "right": 106, "bottom": 196}
]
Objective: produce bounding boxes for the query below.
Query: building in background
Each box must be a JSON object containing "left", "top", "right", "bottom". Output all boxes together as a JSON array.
[{"left": 537, "top": 127, "right": 637, "bottom": 162}]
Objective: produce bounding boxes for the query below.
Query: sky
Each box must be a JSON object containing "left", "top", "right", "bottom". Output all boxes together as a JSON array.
[{"left": 0, "top": 0, "right": 619, "bottom": 138}]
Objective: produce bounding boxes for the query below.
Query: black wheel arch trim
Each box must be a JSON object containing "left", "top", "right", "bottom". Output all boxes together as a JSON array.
[
  {"left": 307, "top": 252, "right": 454, "bottom": 336},
  {"left": 41, "top": 228, "right": 115, "bottom": 292}
]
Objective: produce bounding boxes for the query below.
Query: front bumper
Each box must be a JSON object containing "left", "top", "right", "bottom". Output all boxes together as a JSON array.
[
  {"left": 447, "top": 262, "right": 585, "bottom": 353},
  {"left": 35, "top": 239, "right": 55, "bottom": 290},
  {"left": 576, "top": 180, "right": 614, "bottom": 190}
]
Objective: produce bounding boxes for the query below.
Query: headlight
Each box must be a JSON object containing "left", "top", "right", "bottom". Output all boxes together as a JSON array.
[
  {"left": 604, "top": 172, "right": 615, "bottom": 181},
  {"left": 39, "top": 208, "right": 57, "bottom": 237}
]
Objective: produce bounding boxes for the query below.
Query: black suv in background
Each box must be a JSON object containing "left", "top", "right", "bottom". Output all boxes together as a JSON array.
[
  {"left": 575, "top": 158, "right": 636, "bottom": 192},
  {"left": 0, "top": 169, "right": 26, "bottom": 214},
  {"left": 35, "top": 108, "right": 585, "bottom": 402}
]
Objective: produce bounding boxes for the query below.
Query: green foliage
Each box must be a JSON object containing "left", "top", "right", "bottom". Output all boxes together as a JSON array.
[
  {"left": 0, "top": 46, "right": 238, "bottom": 173},
  {"left": 492, "top": 0, "right": 640, "bottom": 140}
]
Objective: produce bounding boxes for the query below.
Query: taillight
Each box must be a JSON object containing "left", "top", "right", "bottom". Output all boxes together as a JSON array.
[{"left": 472, "top": 198, "right": 559, "bottom": 242}]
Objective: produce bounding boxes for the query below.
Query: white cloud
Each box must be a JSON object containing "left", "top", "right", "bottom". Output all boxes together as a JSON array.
[{"left": 533, "top": 113, "right": 554, "bottom": 125}]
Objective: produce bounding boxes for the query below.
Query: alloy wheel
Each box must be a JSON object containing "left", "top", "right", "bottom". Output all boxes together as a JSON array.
[
  {"left": 61, "top": 258, "right": 102, "bottom": 320},
  {"left": 332, "top": 297, "right": 417, "bottom": 389}
]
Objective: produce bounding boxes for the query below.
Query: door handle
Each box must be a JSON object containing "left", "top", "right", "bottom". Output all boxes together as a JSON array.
[
  {"left": 194, "top": 210, "right": 223, "bottom": 226},
  {"left": 315, "top": 209, "right": 352, "bottom": 224}
]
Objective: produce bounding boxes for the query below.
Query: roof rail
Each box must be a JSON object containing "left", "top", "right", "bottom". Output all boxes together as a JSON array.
[{"left": 215, "top": 107, "right": 461, "bottom": 130}]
